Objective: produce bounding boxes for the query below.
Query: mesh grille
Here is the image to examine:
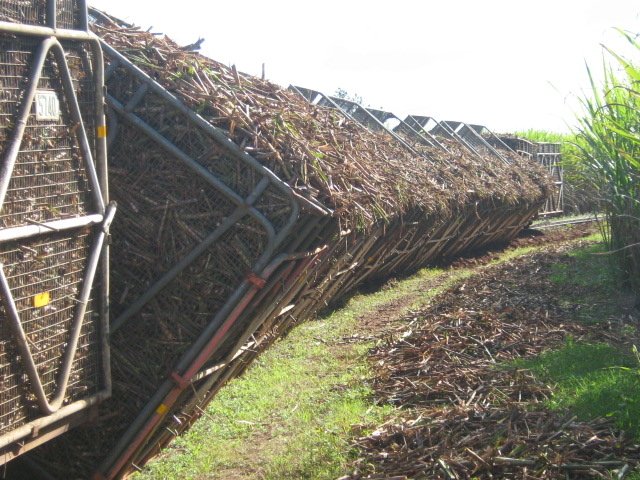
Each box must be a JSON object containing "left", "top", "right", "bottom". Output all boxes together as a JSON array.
[
  {"left": 253, "top": 184, "right": 293, "bottom": 231},
  {"left": 109, "top": 216, "right": 268, "bottom": 420},
  {"left": 0, "top": 0, "right": 46, "bottom": 25},
  {"left": 0, "top": 228, "right": 100, "bottom": 435},
  {"left": 55, "top": 0, "right": 80, "bottom": 29},
  {"left": 0, "top": 35, "right": 95, "bottom": 229},
  {"left": 105, "top": 125, "right": 272, "bottom": 441},
  {"left": 0, "top": 0, "right": 82, "bottom": 29},
  {"left": 456, "top": 125, "right": 487, "bottom": 153},
  {"left": 131, "top": 91, "right": 259, "bottom": 199},
  {"left": 0, "top": 30, "right": 104, "bottom": 439},
  {"left": 108, "top": 130, "right": 239, "bottom": 320},
  {"left": 105, "top": 66, "right": 262, "bottom": 199}
]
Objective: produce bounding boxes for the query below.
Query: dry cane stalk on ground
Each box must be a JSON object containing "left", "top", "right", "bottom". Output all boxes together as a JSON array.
[{"left": 346, "top": 240, "right": 640, "bottom": 479}]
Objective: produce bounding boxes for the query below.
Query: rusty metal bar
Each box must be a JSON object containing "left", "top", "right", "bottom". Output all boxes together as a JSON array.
[{"left": 99, "top": 248, "right": 324, "bottom": 479}]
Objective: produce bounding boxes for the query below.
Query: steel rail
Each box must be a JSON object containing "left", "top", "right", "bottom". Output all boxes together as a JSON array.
[{"left": 532, "top": 216, "right": 597, "bottom": 230}]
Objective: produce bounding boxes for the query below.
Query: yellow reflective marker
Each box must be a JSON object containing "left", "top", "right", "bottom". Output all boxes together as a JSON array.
[
  {"left": 33, "top": 292, "right": 50, "bottom": 308},
  {"left": 96, "top": 125, "right": 107, "bottom": 138},
  {"left": 155, "top": 403, "right": 168, "bottom": 415}
]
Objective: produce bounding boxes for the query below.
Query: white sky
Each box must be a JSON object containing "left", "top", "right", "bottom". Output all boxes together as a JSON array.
[{"left": 89, "top": 1, "right": 639, "bottom": 133}]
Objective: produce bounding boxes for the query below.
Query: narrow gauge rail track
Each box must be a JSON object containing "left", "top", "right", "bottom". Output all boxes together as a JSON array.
[{"left": 532, "top": 215, "right": 598, "bottom": 230}]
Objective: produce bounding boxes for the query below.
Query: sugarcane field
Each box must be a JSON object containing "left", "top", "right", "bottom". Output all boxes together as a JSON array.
[{"left": 0, "top": 1, "right": 639, "bottom": 479}]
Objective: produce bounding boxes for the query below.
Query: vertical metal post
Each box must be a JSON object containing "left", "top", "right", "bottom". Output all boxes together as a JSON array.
[
  {"left": 78, "top": 0, "right": 89, "bottom": 31},
  {"left": 46, "top": 0, "right": 56, "bottom": 29}
]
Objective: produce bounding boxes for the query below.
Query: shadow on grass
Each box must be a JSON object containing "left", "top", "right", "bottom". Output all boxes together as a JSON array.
[
  {"left": 550, "top": 242, "right": 634, "bottom": 323},
  {"left": 515, "top": 341, "right": 640, "bottom": 438}
]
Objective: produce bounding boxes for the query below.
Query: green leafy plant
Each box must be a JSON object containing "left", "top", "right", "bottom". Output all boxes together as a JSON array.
[{"left": 572, "top": 29, "right": 640, "bottom": 292}]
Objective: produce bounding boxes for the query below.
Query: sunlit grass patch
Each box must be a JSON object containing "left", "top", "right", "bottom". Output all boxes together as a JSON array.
[
  {"left": 515, "top": 340, "right": 640, "bottom": 439},
  {"left": 551, "top": 241, "right": 625, "bottom": 322}
]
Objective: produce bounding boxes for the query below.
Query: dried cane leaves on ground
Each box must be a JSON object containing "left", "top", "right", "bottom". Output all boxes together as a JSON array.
[{"left": 348, "top": 239, "right": 640, "bottom": 479}]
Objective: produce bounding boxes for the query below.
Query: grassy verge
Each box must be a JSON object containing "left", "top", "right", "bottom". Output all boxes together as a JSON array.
[
  {"left": 550, "top": 241, "right": 623, "bottom": 322},
  {"left": 516, "top": 341, "right": 640, "bottom": 437},
  {"left": 135, "top": 241, "right": 557, "bottom": 479},
  {"left": 134, "top": 295, "right": 392, "bottom": 480},
  {"left": 515, "top": 240, "right": 640, "bottom": 440}
]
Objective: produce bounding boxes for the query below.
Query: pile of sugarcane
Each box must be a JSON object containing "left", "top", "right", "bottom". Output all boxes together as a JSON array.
[{"left": 23, "top": 8, "right": 553, "bottom": 478}]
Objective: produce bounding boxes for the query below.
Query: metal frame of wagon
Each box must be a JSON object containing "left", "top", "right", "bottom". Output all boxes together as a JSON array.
[{"left": 0, "top": 0, "right": 114, "bottom": 463}]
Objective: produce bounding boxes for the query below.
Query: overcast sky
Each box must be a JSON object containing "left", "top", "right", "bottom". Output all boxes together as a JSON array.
[{"left": 89, "top": 1, "right": 639, "bottom": 133}]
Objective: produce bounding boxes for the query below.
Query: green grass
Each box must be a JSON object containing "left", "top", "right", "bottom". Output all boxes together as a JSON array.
[
  {"left": 515, "top": 340, "right": 640, "bottom": 438},
  {"left": 134, "top": 241, "right": 559, "bottom": 479},
  {"left": 134, "top": 267, "right": 459, "bottom": 479},
  {"left": 135, "top": 256, "right": 493, "bottom": 479},
  {"left": 573, "top": 29, "right": 640, "bottom": 292},
  {"left": 135, "top": 296, "right": 393, "bottom": 480},
  {"left": 550, "top": 241, "right": 617, "bottom": 288},
  {"left": 515, "top": 129, "right": 574, "bottom": 144},
  {"left": 550, "top": 239, "right": 625, "bottom": 323},
  {"left": 513, "top": 239, "right": 640, "bottom": 442},
  {"left": 514, "top": 129, "right": 577, "bottom": 166}
]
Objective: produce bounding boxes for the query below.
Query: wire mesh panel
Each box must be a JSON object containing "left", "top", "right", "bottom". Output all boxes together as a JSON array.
[
  {"left": 0, "top": 0, "right": 111, "bottom": 464},
  {"left": 0, "top": 0, "right": 46, "bottom": 25},
  {"left": 0, "top": 230, "right": 100, "bottom": 433},
  {"left": 499, "top": 136, "right": 535, "bottom": 159},
  {"left": 0, "top": 36, "right": 94, "bottom": 228},
  {"left": 536, "top": 143, "right": 563, "bottom": 215},
  {"left": 442, "top": 121, "right": 510, "bottom": 163},
  {"left": 17, "top": 26, "right": 321, "bottom": 478},
  {"left": 498, "top": 137, "right": 563, "bottom": 216},
  {"left": 0, "top": 0, "right": 84, "bottom": 29}
]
